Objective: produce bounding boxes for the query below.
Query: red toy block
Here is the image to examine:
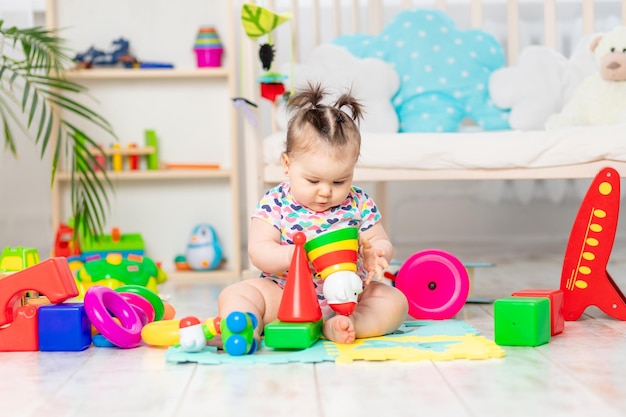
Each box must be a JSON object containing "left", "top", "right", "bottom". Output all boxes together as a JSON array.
[
  {"left": 512, "top": 289, "right": 565, "bottom": 335},
  {"left": 0, "top": 305, "right": 39, "bottom": 351},
  {"left": 0, "top": 257, "right": 78, "bottom": 326},
  {"left": 277, "top": 232, "right": 322, "bottom": 322}
]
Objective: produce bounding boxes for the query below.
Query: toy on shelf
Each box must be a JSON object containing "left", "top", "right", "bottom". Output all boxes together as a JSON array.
[
  {"left": 175, "top": 224, "right": 224, "bottom": 271},
  {"left": 80, "top": 226, "right": 145, "bottom": 258},
  {"left": 144, "top": 129, "right": 160, "bottom": 170},
  {"left": 74, "top": 37, "right": 174, "bottom": 69},
  {"left": 0, "top": 246, "right": 41, "bottom": 275},
  {"left": 52, "top": 221, "right": 167, "bottom": 291},
  {"left": 264, "top": 231, "right": 323, "bottom": 349},
  {"left": 193, "top": 26, "right": 223, "bottom": 67},
  {"left": 75, "top": 253, "right": 166, "bottom": 298},
  {"left": 394, "top": 249, "right": 470, "bottom": 320},
  {"left": 54, "top": 223, "right": 81, "bottom": 258},
  {"left": 560, "top": 166, "right": 626, "bottom": 320},
  {"left": 53, "top": 221, "right": 142, "bottom": 258},
  {"left": 304, "top": 228, "right": 363, "bottom": 316},
  {"left": 85, "top": 130, "right": 160, "bottom": 173}
]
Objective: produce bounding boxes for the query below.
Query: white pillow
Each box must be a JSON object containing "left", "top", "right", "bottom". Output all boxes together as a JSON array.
[
  {"left": 276, "top": 44, "right": 400, "bottom": 133},
  {"left": 488, "top": 34, "right": 596, "bottom": 130}
]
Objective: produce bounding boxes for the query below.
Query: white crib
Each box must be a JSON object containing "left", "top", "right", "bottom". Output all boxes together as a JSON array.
[{"left": 234, "top": 0, "right": 626, "bottom": 261}]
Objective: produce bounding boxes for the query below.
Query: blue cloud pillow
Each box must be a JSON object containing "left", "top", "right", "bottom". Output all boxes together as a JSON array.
[{"left": 334, "top": 9, "right": 510, "bottom": 132}]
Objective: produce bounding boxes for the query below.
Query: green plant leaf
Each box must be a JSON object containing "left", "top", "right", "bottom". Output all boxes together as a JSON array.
[{"left": 0, "top": 23, "right": 117, "bottom": 240}]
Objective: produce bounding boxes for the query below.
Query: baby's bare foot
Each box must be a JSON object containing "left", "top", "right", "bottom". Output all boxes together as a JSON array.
[{"left": 323, "top": 315, "right": 356, "bottom": 344}]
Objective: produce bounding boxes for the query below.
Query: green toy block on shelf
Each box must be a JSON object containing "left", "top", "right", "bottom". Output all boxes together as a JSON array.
[
  {"left": 494, "top": 296, "right": 551, "bottom": 347},
  {"left": 264, "top": 319, "right": 323, "bottom": 350},
  {"left": 81, "top": 233, "right": 145, "bottom": 255}
]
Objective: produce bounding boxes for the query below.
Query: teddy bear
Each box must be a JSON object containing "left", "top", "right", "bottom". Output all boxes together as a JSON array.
[{"left": 546, "top": 26, "right": 626, "bottom": 130}]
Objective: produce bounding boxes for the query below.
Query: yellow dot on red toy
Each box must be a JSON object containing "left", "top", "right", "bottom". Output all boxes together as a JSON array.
[
  {"left": 575, "top": 280, "right": 588, "bottom": 289},
  {"left": 106, "top": 253, "right": 123, "bottom": 265},
  {"left": 599, "top": 182, "right": 612, "bottom": 195}
]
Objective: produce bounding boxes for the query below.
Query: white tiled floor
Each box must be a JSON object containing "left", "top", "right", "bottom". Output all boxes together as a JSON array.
[{"left": 4, "top": 245, "right": 626, "bottom": 417}]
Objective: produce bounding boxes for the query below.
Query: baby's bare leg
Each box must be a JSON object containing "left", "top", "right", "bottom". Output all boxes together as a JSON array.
[
  {"left": 210, "top": 278, "right": 283, "bottom": 348},
  {"left": 323, "top": 281, "right": 408, "bottom": 343}
]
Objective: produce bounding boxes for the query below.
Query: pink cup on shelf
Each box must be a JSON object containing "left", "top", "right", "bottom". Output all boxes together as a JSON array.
[
  {"left": 194, "top": 26, "right": 223, "bottom": 68},
  {"left": 195, "top": 47, "right": 223, "bottom": 67}
]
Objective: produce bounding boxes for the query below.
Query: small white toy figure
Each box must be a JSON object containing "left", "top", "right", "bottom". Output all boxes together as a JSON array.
[
  {"left": 185, "top": 224, "right": 223, "bottom": 271},
  {"left": 322, "top": 270, "right": 364, "bottom": 316},
  {"left": 178, "top": 316, "right": 206, "bottom": 352}
]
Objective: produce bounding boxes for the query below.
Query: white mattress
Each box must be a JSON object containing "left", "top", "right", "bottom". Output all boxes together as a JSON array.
[{"left": 263, "top": 124, "right": 626, "bottom": 170}]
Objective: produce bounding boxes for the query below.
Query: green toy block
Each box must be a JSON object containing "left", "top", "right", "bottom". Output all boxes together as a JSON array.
[
  {"left": 494, "top": 296, "right": 551, "bottom": 347},
  {"left": 264, "top": 319, "right": 323, "bottom": 349}
]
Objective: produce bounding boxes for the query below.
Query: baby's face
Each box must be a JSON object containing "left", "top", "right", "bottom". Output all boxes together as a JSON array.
[{"left": 283, "top": 146, "right": 356, "bottom": 213}]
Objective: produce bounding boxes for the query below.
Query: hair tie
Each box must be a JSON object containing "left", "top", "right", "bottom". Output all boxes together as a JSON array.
[{"left": 337, "top": 114, "right": 345, "bottom": 123}]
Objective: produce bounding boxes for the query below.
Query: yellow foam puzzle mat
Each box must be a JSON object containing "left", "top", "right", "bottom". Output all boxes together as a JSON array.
[{"left": 164, "top": 320, "right": 505, "bottom": 365}]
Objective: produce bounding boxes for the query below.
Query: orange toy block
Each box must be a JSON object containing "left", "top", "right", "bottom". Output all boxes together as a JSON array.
[
  {"left": 0, "top": 257, "right": 79, "bottom": 351},
  {"left": 277, "top": 232, "right": 322, "bottom": 322},
  {"left": 512, "top": 289, "right": 565, "bottom": 336}
]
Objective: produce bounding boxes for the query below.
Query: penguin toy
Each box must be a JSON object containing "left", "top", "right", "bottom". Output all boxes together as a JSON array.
[{"left": 184, "top": 224, "right": 223, "bottom": 271}]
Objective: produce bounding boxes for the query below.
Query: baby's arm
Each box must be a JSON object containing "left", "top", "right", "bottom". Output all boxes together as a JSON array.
[
  {"left": 360, "top": 223, "right": 394, "bottom": 285},
  {"left": 248, "top": 217, "right": 295, "bottom": 275}
]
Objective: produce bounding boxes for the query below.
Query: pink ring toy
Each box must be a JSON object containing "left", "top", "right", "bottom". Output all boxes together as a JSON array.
[
  {"left": 395, "top": 249, "right": 469, "bottom": 320},
  {"left": 84, "top": 286, "right": 143, "bottom": 349},
  {"left": 118, "top": 292, "right": 156, "bottom": 325}
]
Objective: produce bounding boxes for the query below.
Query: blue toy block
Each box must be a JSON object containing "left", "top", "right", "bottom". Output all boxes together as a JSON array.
[{"left": 38, "top": 303, "right": 92, "bottom": 351}]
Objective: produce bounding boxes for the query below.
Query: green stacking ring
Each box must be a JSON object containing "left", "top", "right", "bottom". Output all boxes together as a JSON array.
[
  {"left": 115, "top": 284, "right": 165, "bottom": 321},
  {"left": 304, "top": 227, "right": 358, "bottom": 252}
]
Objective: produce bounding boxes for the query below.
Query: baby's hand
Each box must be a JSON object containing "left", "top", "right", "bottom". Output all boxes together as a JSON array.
[{"left": 360, "top": 237, "right": 389, "bottom": 285}]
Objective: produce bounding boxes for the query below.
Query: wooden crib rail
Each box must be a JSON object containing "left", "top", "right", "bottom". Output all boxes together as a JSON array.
[{"left": 246, "top": 0, "right": 626, "bottom": 67}]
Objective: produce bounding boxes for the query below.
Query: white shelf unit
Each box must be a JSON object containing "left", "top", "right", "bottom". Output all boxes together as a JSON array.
[{"left": 48, "top": 0, "right": 242, "bottom": 281}]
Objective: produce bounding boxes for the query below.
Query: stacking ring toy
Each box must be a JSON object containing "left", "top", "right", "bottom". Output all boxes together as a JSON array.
[
  {"left": 115, "top": 285, "right": 164, "bottom": 321},
  {"left": 118, "top": 291, "right": 156, "bottom": 325},
  {"left": 84, "top": 286, "right": 143, "bottom": 348},
  {"left": 395, "top": 249, "right": 469, "bottom": 320}
]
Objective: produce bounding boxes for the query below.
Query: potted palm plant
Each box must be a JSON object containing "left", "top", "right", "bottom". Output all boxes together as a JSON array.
[{"left": 0, "top": 21, "right": 115, "bottom": 239}]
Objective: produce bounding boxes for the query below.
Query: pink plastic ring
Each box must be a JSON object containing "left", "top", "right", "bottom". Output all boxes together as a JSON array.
[
  {"left": 118, "top": 292, "right": 156, "bottom": 325},
  {"left": 84, "top": 286, "right": 143, "bottom": 348},
  {"left": 395, "top": 249, "right": 469, "bottom": 320}
]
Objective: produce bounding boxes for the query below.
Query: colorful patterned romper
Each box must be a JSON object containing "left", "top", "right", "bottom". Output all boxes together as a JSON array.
[{"left": 251, "top": 182, "right": 382, "bottom": 319}]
